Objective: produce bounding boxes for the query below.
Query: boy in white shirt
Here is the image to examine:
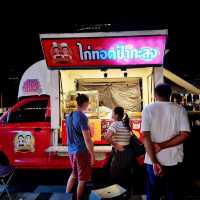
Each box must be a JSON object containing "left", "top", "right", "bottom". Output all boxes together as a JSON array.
[{"left": 142, "top": 83, "right": 190, "bottom": 200}]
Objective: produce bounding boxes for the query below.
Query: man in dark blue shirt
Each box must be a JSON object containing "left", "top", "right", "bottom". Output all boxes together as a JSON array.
[{"left": 66, "top": 93, "right": 95, "bottom": 200}]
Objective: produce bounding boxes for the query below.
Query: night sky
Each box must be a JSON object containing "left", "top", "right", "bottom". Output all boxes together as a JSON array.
[{"left": 0, "top": 3, "right": 199, "bottom": 107}]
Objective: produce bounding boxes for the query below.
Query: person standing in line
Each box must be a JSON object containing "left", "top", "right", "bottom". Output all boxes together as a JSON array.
[
  {"left": 141, "top": 83, "right": 190, "bottom": 200},
  {"left": 66, "top": 93, "right": 95, "bottom": 200},
  {"left": 104, "top": 106, "right": 133, "bottom": 197}
]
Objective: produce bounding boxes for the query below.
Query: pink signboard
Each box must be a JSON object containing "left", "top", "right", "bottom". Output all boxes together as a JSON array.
[{"left": 40, "top": 33, "right": 167, "bottom": 69}]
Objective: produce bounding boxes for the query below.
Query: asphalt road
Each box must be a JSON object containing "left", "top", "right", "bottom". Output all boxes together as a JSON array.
[
  {"left": 1, "top": 161, "right": 200, "bottom": 199},
  {"left": 2, "top": 165, "right": 146, "bottom": 199},
  {"left": 3, "top": 166, "right": 200, "bottom": 200}
]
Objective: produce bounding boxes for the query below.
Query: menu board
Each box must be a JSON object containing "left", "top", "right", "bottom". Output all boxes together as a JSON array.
[{"left": 101, "top": 119, "right": 113, "bottom": 139}]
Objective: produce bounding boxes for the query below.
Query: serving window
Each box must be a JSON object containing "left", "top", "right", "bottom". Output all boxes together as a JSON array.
[{"left": 77, "top": 78, "right": 142, "bottom": 113}]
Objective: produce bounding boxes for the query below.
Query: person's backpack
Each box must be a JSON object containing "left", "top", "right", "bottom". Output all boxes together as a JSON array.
[{"left": 68, "top": 112, "right": 82, "bottom": 143}]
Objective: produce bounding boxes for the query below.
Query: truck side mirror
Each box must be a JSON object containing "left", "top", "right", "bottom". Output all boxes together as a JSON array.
[
  {"left": 6, "top": 110, "right": 12, "bottom": 124},
  {"left": 0, "top": 113, "right": 8, "bottom": 125}
]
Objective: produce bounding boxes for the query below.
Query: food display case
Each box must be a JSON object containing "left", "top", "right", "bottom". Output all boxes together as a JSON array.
[
  {"left": 62, "top": 90, "right": 143, "bottom": 144},
  {"left": 65, "top": 90, "right": 99, "bottom": 118},
  {"left": 63, "top": 90, "right": 102, "bottom": 142}
]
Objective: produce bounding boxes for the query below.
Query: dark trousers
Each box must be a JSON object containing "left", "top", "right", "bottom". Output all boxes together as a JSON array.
[
  {"left": 145, "top": 164, "right": 183, "bottom": 200},
  {"left": 110, "top": 146, "right": 134, "bottom": 194}
]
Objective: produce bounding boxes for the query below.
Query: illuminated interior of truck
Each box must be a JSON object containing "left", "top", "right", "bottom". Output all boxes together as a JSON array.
[
  {"left": 59, "top": 67, "right": 154, "bottom": 144},
  {"left": 60, "top": 67, "right": 154, "bottom": 115}
]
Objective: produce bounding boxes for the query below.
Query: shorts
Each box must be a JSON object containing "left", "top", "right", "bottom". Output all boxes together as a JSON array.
[{"left": 69, "top": 151, "right": 91, "bottom": 182}]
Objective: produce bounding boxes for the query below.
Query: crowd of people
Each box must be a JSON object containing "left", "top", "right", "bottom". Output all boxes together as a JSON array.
[
  {"left": 171, "top": 93, "right": 200, "bottom": 111},
  {"left": 65, "top": 83, "right": 190, "bottom": 200}
]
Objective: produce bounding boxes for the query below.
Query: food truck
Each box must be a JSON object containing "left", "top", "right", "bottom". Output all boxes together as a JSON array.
[{"left": 0, "top": 30, "right": 168, "bottom": 169}]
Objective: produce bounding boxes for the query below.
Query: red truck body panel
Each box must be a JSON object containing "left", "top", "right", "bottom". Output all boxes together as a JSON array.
[
  {"left": 0, "top": 96, "right": 143, "bottom": 169},
  {"left": 0, "top": 96, "right": 112, "bottom": 169},
  {"left": 0, "top": 96, "right": 52, "bottom": 169}
]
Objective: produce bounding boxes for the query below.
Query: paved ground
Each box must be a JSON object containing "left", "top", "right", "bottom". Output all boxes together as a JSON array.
[
  {"left": 0, "top": 168, "right": 145, "bottom": 199},
  {"left": 1, "top": 190, "right": 200, "bottom": 200},
  {"left": 1, "top": 168, "right": 200, "bottom": 200},
  {"left": 1, "top": 193, "right": 147, "bottom": 200},
  {"left": 1, "top": 184, "right": 146, "bottom": 200}
]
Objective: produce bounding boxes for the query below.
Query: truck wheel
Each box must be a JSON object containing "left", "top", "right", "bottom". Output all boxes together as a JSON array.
[{"left": 0, "top": 152, "right": 10, "bottom": 166}]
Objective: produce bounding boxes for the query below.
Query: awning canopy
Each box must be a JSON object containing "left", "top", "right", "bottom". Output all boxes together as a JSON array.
[{"left": 163, "top": 69, "right": 200, "bottom": 94}]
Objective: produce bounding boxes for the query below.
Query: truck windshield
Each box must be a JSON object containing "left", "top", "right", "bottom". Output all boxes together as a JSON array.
[{"left": 8, "top": 100, "right": 49, "bottom": 123}]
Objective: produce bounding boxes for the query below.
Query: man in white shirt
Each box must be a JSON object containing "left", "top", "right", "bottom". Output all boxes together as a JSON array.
[{"left": 141, "top": 83, "right": 190, "bottom": 200}]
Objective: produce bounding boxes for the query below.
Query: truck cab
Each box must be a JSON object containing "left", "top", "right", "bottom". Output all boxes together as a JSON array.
[
  {"left": 0, "top": 91, "right": 115, "bottom": 169},
  {"left": 0, "top": 96, "right": 51, "bottom": 168}
]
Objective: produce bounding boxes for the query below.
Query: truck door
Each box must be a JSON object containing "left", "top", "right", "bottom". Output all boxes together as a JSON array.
[{"left": 7, "top": 98, "right": 51, "bottom": 168}]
